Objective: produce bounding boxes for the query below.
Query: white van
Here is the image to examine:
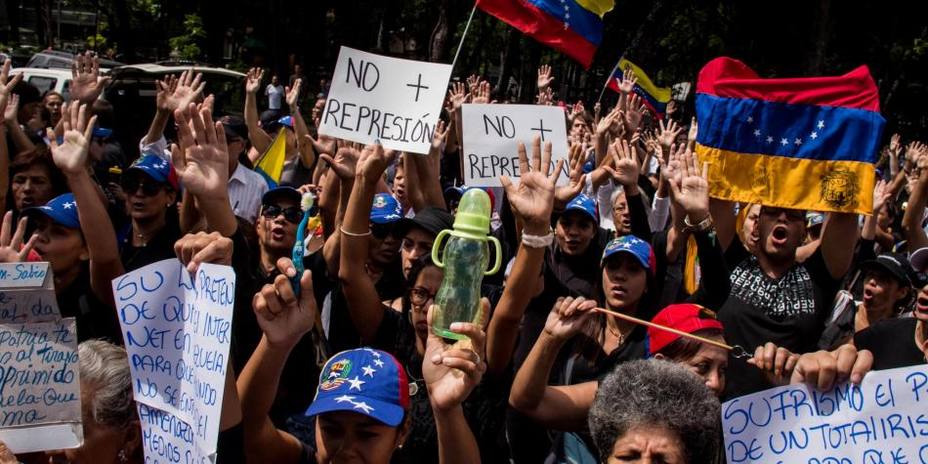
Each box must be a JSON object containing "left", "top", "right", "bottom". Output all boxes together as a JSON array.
[{"left": 10, "top": 68, "right": 73, "bottom": 99}]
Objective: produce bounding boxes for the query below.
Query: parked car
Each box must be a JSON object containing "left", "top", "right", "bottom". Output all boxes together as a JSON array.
[
  {"left": 10, "top": 67, "right": 73, "bottom": 99},
  {"left": 26, "top": 50, "right": 123, "bottom": 70}
]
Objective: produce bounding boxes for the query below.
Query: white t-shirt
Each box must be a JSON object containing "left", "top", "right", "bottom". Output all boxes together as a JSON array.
[{"left": 266, "top": 84, "right": 285, "bottom": 110}]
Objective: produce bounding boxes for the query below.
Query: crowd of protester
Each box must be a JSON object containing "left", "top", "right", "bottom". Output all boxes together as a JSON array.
[{"left": 0, "top": 51, "right": 925, "bottom": 464}]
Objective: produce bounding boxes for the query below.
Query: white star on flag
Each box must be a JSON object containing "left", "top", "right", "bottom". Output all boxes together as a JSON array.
[
  {"left": 766, "top": 136, "right": 774, "bottom": 143},
  {"left": 780, "top": 138, "right": 788, "bottom": 146},
  {"left": 362, "top": 366, "right": 376, "bottom": 377},
  {"left": 347, "top": 376, "right": 366, "bottom": 391},
  {"left": 63, "top": 202, "right": 74, "bottom": 209},
  {"left": 373, "top": 359, "right": 384, "bottom": 368},
  {"left": 794, "top": 138, "right": 802, "bottom": 146},
  {"left": 817, "top": 120, "right": 825, "bottom": 129},
  {"left": 746, "top": 116, "right": 754, "bottom": 123},
  {"left": 334, "top": 395, "right": 355, "bottom": 403},
  {"left": 353, "top": 401, "right": 374, "bottom": 414},
  {"left": 753, "top": 129, "right": 761, "bottom": 137},
  {"left": 810, "top": 132, "right": 818, "bottom": 140}
]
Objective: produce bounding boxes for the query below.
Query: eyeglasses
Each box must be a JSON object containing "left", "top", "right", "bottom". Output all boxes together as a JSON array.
[
  {"left": 408, "top": 287, "right": 437, "bottom": 309},
  {"left": 371, "top": 222, "right": 395, "bottom": 239},
  {"left": 121, "top": 177, "right": 165, "bottom": 196},
  {"left": 261, "top": 204, "right": 303, "bottom": 224}
]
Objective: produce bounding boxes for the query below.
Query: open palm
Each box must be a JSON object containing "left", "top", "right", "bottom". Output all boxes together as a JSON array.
[
  {"left": 502, "top": 138, "right": 562, "bottom": 226},
  {"left": 608, "top": 139, "right": 640, "bottom": 186},
  {"left": 171, "top": 104, "right": 230, "bottom": 198},
  {"left": 48, "top": 103, "right": 95, "bottom": 175}
]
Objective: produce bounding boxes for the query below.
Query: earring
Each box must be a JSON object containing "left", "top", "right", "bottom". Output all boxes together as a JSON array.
[{"left": 118, "top": 450, "right": 128, "bottom": 463}]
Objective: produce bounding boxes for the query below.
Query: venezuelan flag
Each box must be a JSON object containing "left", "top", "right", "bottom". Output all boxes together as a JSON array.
[
  {"left": 477, "top": 0, "right": 614, "bottom": 68},
  {"left": 694, "top": 57, "right": 885, "bottom": 215},
  {"left": 608, "top": 58, "right": 672, "bottom": 119},
  {"left": 255, "top": 128, "right": 287, "bottom": 188}
]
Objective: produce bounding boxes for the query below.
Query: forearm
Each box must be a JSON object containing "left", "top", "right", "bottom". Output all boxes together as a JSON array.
[
  {"left": 434, "top": 405, "right": 481, "bottom": 464},
  {"left": 179, "top": 190, "right": 203, "bottom": 233},
  {"left": 338, "top": 174, "right": 384, "bottom": 342},
  {"left": 416, "top": 153, "right": 447, "bottom": 210},
  {"left": 861, "top": 213, "right": 877, "bottom": 241},
  {"left": 627, "top": 187, "right": 652, "bottom": 242},
  {"left": 322, "top": 180, "right": 352, "bottom": 277},
  {"left": 403, "top": 154, "right": 426, "bottom": 212},
  {"left": 143, "top": 109, "right": 171, "bottom": 145},
  {"left": 198, "top": 194, "right": 238, "bottom": 237},
  {"left": 709, "top": 199, "right": 736, "bottom": 251},
  {"left": 0, "top": 127, "right": 8, "bottom": 216},
  {"left": 902, "top": 170, "right": 928, "bottom": 250},
  {"left": 821, "top": 213, "right": 859, "bottom": 279},
  {"left": 4, "top": 120, "right": 35, "bottom": 156},
  {"left": 245, "top": 92, "right": 272, "bottom": 153},
  {"left": 67, "top": 171, "right": 124, "bottom": 306},
  {"left": 510, "top": 332, "right": 564, "bottom": 413},
  {"left": 593, "top": 132, "right": 607, "bottom": 166},
  {"left": 648, "top": 194, "right": 670, "bottom": 232},
  {"left": 292, "top": 110, "right": 316, "bottom": 169}
]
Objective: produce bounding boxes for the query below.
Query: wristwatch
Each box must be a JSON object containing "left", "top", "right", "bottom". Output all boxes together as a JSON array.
[{"left": 682, "top": 214, "right": 714, "bottom": 234}]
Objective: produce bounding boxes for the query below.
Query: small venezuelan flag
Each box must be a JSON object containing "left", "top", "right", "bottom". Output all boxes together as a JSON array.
[
  {"left": 477, "top": 0, "right": 614, "bottom": 68},
  {"left": 608, "top": 58, "right": 672, "bottom": 119},
  {"left": 255, "top": 128, "right": 287, "bottom": 188},
  {"left": 694, "top": 57, "right": 886, "bottom": 215}
]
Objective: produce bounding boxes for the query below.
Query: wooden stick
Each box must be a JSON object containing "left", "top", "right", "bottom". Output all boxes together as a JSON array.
[{"left": 593, "top": 307, "right": 734, "bottom": 352}]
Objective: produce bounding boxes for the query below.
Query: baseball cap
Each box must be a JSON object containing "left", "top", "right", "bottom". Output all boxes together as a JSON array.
[
  {"left": 305, "top": 348, "right": 410, "bottom": 427},
  {"left": 262, "top": 186, "right": 302, "bottom": 206},
  {"left": 648, "top": 304, "right": 724, "bottom": 355},
  {"left": 861, "top": 253, "right": 919, "bottom": 288},
  {"left": 395, "top": 207, "right": 453, "bottom": 238},
  {"left": 24, "top": 193, "right": 80, "bottom": 229},
  {"left": 909, "top": 247, "right": 928, "bottom": 274},
  {"left": 601, "top": 235, "right": 655, "bottom": 273},
  {"left": 370, "top": 193, "right": 402, "bottom": 224},
  {"left": 563, "top": 194, "right": 598, "bottom": 223},
  {"left": 92, "top": 127, "right": 113, "bottom": 139},
  {"left": 220, "top": 115, "right": 248, "bottom": 140},
  {"left": 127, "top": 154, "right": 179, "bottom": 190},
  {"left": 277, "top": 115, "right": 294, "bottom": 129}
]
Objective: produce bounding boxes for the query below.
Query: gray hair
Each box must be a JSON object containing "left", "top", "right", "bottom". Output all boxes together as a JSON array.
[
  {"left": 78, "top": 340, "right": 136, "bottom": 427},
  {"left": 589, "top": 359, "right": 721, "bottom": 463}
]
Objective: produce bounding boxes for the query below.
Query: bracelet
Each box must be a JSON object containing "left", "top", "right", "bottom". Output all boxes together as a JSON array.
[
  {"left": 340, "top": 226, "right": 372, "bottom": 237},
  {"left": 522, "top": 230, "right": 554, "bottom": 249},
  {"left": 682, "top": 214, "right": 714, "bottom": 234}
]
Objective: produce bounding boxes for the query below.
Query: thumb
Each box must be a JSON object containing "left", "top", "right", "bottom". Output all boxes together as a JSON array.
[{"left": 299, "top": 270, "right": 316, "bottom": 311}]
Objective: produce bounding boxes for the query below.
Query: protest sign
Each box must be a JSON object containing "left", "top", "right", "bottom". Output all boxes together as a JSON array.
[
  {"left": 461, "top": 103, "right": 569, "bottom": 187},
  {"left": 0, "top": 318, "right": 82, "bottom": 453},
  {"left": 112, "top": 259, "right": 236, "bottom": 462},
  {"left": 319, "top": 46, "right": 452, "bottom": 154},
  {"left": 0, "top": 262, "right": 59, "bottom": 324},
  {"left": 721, "top": 364, "right": 928, "bottom": 464}
]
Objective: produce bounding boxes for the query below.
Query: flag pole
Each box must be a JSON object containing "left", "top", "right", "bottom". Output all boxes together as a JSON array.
[
  {"left": 596, "top": 54, "right": 623, "bottom": 104},
  {"left": 451, "top": 1, "right": 479, "bottom": 72}
]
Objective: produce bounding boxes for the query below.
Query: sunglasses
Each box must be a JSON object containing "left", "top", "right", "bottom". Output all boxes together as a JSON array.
[
  {"left": 261, "top": 204, "right": 303, "bottom": 224},
  {"left": 121, "top": 177, "right": 165, "bottom": 196},
  {"left": 371, "top": 222, "right": 396, "bottom": 239}
]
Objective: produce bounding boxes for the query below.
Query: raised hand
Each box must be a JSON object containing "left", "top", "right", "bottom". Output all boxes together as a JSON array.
[
  {"left": 0, "top": 59, "right": 22, "bottom": 112},
  {"left": 3, "top": 93, "right": 18, "bottom": 124},
  {"left": 658, "top": 118, "right": 683, "bottom": 148},
  {"left": 447, "top": 82, "right": 469, "bottom": 112},
  {"left": 356, "top": 142, "right": 398, "bottom": 182},
  {"left": 69, "top": 52, "right": 111, "bottom": 104},
  {"left": 617, "top": 67, "right": 637, "bottom": 94},
  {"left": 170, "top": 103, "right": 230, "bottom": 198},
  {"left": 623, "top": 93, "right": 646, "bottom": 133},
  {"left": 0, "top": 211, "right": 37, "bottom": 263},
  {"left": 500, "top": 136, "right": 564, "bottom": 230},
  {"left": 889, "top": 133, "right": 901, "bottom": 155},
  {"left": 667, "top": 147, "right": 710, "bottom": 221},
  {"left": 47, "top": 102, "right": 96, "bottom": 175},
  {"left": 431, "top": 119, "right": 449, "bottom": 153},
  {"left": 536, "top": 87, "right": 554, "bottom": 106},
  {"left": 537, "top": 64, "right": 555, "bottom": 91},
  {"left": 253, "top": 257, "right": 317, "bottom": 349},
  {"left": 466, "top": 74, "right": 480, "bottom": 93},
  {"left": 554, "top": 143, "right": 586, "bottom": 208},
  {"left": 157, "top": 70, "right": 205, "bottom": 113},
  {"left": 286, "top": 78, "right": 302, "bottom": 111},
  {"left": 174, "top": 231, "right": 233, "bottom": 273},
  {"left": 687, "top": 117, "right": 698, "bottom": 144},
  {"left": 543, "top": 296, "right": 596, "bottom": 342},
  {"left": 471, "top": 81, "right": 491, "bottom": 104},
  {"left": 319, "top": 145, "right": 360, "bottom": 181},
  {"left": 604, "top": 138, "right": 640, "bottom": 187},
  {"left": 595, "top": 107, "right": 622, "bottom": 136},
  {"left": 872, "top": 179, "right": 891, "bottom": 215},
  {"left": 245, "top": 67, "right": 264, "bottom": 95},
  {"left": 423, "top": 300, "right": 489, "bottom": 412}
]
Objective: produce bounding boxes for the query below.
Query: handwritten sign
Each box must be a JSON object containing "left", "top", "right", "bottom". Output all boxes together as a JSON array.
[
  {"left": 319, "top": 46, "right": 452, "bottom": 154},
  {"left": 722, "top": 365, "right": 928, "bottom": 464},
  {"left": 0, "top": 262, "right": 59, "bottom": 324},
  {"left": 112, "top": 260, "right": 236, "bottom": 461},
  {"left": 0, "top": 262, "right": 52, "bottom": 288},
  {"left": 0, "top": 318, "right": 82, "bottom": 453},
  {"left": 461, "top": 104, "right": 569, "bottom": 187}
]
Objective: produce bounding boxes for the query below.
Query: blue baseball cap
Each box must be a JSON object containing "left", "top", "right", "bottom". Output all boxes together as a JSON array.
[
  {"left": 277, "top": 115, "right": 294, "bottom": 129},
  {"left": 25, "top": 193, "right": 80, "bottom": 229},
  {"left": 370, "top": 193, "right": 402, "bottom": 224},
  {"left": 305, "top": 348, "right": 410, "bottom": 427},
  {"left": 583, "top": 160, "right": 595, "bottom": 174},
  {"left": 127, "top": 154, "right": 178, "bottom": 190},
  {"left": 92, "top": 127, "right": 113, "bottom": 138},
  {"left": 564, "top": 194, "right": 598, "bottom": 223},
  {"left": 602, "top": 235, "right": 655, "bottom": 274},
  {"left": 262, "top": 186, "right": 302, "bottom": 206}
]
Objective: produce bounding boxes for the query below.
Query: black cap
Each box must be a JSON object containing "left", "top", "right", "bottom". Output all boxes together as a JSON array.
[
  {"left": 262, "top": 186, "right": 302, "bottom": 206},
  {"left": 220, "top": 115, "right": 248, "bottom": 140},
  {"left": 860, "top": 253, "right": 920, "bottom": 288},
  {"left": 395, "top": 207, "right": 453, "bottom": 238}
]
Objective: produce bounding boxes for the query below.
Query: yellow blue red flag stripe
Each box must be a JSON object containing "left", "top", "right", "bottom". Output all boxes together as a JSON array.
[
  {"left": 694, "top": 57, "right": 885, "bottom": 215},
  {"left": 608, "top": 58, "right": 672, "bottom": 119}
]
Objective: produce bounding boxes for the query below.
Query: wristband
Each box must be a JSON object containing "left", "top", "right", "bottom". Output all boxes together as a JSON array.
[
  {"left": 522, "top": 230, "right": 554, "bottom": 249},
  {"left": 340, "top": 227, "right": 372, "bottom": 237},
  {"left": 682, "top": 214, "right": 714, "bottom": 234}
]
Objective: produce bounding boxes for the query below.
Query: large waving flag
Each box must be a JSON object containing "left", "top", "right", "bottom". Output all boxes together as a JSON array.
[
  {"left": 694, "top": 57, "right": 885, "bottom": 215},
  {"left": 477, "top": 0, "right": 614, "bottom": 68},
  {"left": 255, "top": 128, "right": 287, "bottom": 188},
  {"left": 608, "top": 58, "right": 672, "bottom": 119}
]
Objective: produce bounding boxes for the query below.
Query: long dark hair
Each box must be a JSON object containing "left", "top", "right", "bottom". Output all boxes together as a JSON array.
[{"left": 401, "top": 255, "right": 441, "bottom": 317}]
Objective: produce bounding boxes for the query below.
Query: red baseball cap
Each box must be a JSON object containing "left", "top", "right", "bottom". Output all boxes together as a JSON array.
[{"left": 648, "top": 304, "right": 724, "bottom": 355}]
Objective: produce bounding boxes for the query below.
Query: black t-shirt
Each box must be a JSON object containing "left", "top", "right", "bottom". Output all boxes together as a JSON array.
[
  {"left": 57, "top": 269, "right": 121, "bottom": 343},
  {"left": 542, "top": 227, "right": 611, "bottom": 299},
  {"left": 720, "top": 248, "right": 840, "bottom": 399},
  {"left": 119, "top": 221, "right": 183, "bottom": 272},
  {"left": 855, "top": 318, "right": 926, "bottom": 370}
]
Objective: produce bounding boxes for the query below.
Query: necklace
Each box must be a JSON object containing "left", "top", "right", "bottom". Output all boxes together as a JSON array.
[
  {"left": 405, "top": 365, "right": 423, "bottom": 397},
  {"left": 606, "top": 319, "right": 628, "bottom": 347}
]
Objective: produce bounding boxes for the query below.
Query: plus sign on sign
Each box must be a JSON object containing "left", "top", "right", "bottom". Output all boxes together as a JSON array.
[
  {"left": 461, "top": 103, "right": 570, "bottom": 187},
  {"left": 320, "top": 46, "right": 453, "bottom": 154}
]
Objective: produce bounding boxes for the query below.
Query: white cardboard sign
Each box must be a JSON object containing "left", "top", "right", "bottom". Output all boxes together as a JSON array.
[
  {"left": 461, "top": 103, "right": 569, "bottom": 187},
  {"left": 320, "top": 46, "right": 452, "bottom": 154}
]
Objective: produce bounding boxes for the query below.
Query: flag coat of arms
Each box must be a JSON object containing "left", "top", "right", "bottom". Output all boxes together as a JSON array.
[
  {"left": 694, "top": 57, "right": 886, "bottom": 215},
  {"left": 608, "top": 58, "right": 672, "bottom": 119},
  {"left": 477, "top": 0, "right": 614, "bottom": 68}
]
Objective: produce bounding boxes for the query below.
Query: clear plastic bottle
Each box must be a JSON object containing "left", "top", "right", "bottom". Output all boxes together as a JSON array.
[{"left": 430, "top": 189, "right": 502, "bottom": 340}]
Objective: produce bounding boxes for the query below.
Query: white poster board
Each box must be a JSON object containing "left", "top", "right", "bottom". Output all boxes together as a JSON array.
[
  {"left": 461, "top": 104, "right": 569, "bottom": 187},
  {"left": 0, "top": 262, "right": 60, "bottom": 324},
  {"left": 721, "top": 364, "right": 928, "bottom": 463},
  {"left": 319, "top": 46, "right": 452, "bottom": 154},
  {"left": 112, "top": 260, "right": 236, "bottom": 463}
]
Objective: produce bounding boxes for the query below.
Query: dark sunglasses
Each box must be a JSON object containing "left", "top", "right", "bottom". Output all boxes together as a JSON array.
[
  {"left": 371, "top": 222, "right": 396, "bottom": 239},
  {"left": 261, "top": 204, "right": 303, "bottom": 224},
  {"left": 121, "top": 177, "right": 165, "bottom": 196}
]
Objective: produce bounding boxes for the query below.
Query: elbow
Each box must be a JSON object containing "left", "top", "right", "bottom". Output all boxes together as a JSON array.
[{"left": 508, "top": 389, "right": 541, "bottom": 416}]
